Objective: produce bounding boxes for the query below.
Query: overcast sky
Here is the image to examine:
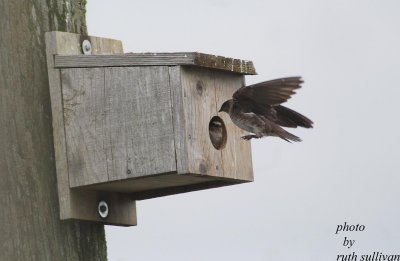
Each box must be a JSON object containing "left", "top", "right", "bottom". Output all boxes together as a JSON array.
[{"left": 87, "top": 1, "right": 400, "bottom": 260}]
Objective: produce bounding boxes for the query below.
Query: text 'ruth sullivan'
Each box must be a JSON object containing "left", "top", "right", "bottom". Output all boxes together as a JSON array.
[{"left": 337, "top": 252, "right": 400, "bottom": 261}]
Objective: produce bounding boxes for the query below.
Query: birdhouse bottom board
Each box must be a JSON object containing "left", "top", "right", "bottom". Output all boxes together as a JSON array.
[{"left": 60, "top": 65, "right": 253, "bottom": 200}]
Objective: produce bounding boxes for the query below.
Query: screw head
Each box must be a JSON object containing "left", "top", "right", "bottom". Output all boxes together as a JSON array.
[
  {"left": 98, "top": 200, "right": 109, "bottom": 219},
  {"left": 82, "top": 40, "right": 92, "bottom": 55}
]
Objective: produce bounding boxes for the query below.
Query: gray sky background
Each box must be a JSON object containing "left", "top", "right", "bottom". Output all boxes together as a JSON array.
[{"left": 87, "top": 1, "right": 400, "bottom": 260}]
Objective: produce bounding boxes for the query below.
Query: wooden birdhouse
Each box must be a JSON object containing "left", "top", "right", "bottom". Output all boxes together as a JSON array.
[{"left": 45, "top": 31, "right": 255, "bottom": 226}]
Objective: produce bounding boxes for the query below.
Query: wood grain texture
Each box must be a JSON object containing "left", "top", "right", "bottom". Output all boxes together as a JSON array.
[
  {"left": 90, "top": 37, "right": 123, "bottom": 55},
  {"left": 46, "top": 31, "right": 137, "bottom": 226},
  {"left": 179, "top": 67, "right": 253, "bottom": 181},
  {"left": 169, "top": 66, "right": 189, "bottom": 174},
  {"left": 53, "top": 52, "right": 257, "bottom": 75},
  {"left": 180, "top": 67, "right": 224, "bottom": 176},
  {"left": 61, "top": 68, "right": 109, "bottom": 186},
  {"left": 103, "top": 66, "right": 176, "bottom": 182},
  {"left": 70, "top": 189, "right": 136, "bottom": 226},
  {"left": 84, "top": 174, "right": 243, "bottom": 200}
]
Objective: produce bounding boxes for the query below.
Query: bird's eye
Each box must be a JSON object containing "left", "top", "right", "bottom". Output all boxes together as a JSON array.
[{"left": 209, "top": 116, "right": 227, "bottom": 150}]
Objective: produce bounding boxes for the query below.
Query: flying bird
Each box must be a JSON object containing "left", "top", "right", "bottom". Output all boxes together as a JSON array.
[{"left": 218, "top": 77, "right": 313, "bottom": 142}]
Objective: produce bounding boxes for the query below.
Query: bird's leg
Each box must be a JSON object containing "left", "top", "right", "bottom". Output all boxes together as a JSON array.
[{"left": 241, "top": 134, "right": 259, "bottom": 140}]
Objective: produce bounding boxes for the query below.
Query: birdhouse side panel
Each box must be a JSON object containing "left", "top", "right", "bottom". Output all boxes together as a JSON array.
[
  {"left": 62, "top": 66, "right": 177, "bottom": 188},
  {"left": 179, "top": 67, "right": 223, "bottom": 177},
  {"left": 214, "top": 72, "right": 254, "bottom": 181},
  {"left": 61, "top": 68, "right": 109, "bottom": 187},
  {"left": 104, "top": 66, "right": 176, "bottom": 182}
]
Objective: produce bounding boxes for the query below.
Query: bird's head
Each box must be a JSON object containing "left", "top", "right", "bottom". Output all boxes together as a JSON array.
[{"left": 219, "top": 100, "right": 233, "bottom": 113}]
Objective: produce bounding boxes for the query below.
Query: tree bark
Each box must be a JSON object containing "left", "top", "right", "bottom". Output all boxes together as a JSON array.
[{"left": 0, "top": 1, "right": 107, "bottom": 260}]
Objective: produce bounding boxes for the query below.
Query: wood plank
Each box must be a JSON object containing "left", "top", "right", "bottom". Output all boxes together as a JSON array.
[
  {"left": 81, "top": 174, "right": 243, "bottom": 200},
  {"left": 90, "top": 36, "right": 123, "bottom": 55},
  {"left": 214, "top": 71, "right": 254, "bottom": 181},
  {"left": 45, "top": 32, "right": 71, "bottom": 223},
  {"left": 180, "top": 67, "right": 223, "bottom": 177},
  {"left": 70, "top": 190, "right": 136, "bottom": 226},
  {"left": 193, "top": 53, "right": 256, "bottom": 75},
  {"left": 103, "top": 66, "right": 176, "bottom": 182},
  {"left": 53, "top": 52, "right": 257, "bottom": 75},
  {"left": 45, "top": 31, "right": 137, "bottom": 226},
  {"left": 61, "top": 68, "right": 109, "bottom": 187},
  {"left": 168, "top": 66, "right": 189, "bottom": 174}
]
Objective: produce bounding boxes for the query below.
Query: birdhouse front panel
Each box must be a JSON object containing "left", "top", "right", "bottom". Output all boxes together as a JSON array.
[{"left": 176, "top": 66, "right": 253, "bottom": 181}]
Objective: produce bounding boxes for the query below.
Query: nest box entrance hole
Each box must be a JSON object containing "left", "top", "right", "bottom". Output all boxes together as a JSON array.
[{"left": 209, "top": 116, "right": 227, "bottom": 150}]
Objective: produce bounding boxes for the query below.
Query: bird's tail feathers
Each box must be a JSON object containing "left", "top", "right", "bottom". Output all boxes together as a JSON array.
[
  {"left": 279, "top": 130, "right": 302, "bottom": 143},
  {"left": 275, "top": 105, "right": 313, "bottom": 128}
]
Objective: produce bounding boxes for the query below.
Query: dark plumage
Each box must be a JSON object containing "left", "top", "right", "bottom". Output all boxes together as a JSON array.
[{"left": 218, "top": 77, "right": 313, "bottom": 142}]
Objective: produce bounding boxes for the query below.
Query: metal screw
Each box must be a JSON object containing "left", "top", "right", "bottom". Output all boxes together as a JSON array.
[
  {"left": 82, "top": 40, "right": 92, "bottom": 55},
  {"left": 98, "top": 200, "right": 109, "bottom": 219}
]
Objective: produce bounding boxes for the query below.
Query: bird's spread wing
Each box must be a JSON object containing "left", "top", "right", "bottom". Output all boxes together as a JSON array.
[{"left": 233, "top": 77, "right": 303, "bottom": 106}]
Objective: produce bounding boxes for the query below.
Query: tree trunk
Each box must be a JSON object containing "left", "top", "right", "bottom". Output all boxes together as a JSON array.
[{"left": 0, "top": 1, "right": 107, "bottom": 260}]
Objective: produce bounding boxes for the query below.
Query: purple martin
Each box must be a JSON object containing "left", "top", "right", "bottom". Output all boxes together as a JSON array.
[{"left": 218, "top": 77, "right": 313, "bottom": 142}]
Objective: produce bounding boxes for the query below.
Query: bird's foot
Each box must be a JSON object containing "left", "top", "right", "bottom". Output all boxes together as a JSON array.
[{"left": 241, "top": 134, "right": 259, "bottom": 140}]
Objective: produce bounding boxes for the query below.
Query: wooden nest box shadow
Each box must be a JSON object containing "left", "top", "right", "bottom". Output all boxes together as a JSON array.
[{"left": 46, "top": 32, "right": 255, "bottom": 226}]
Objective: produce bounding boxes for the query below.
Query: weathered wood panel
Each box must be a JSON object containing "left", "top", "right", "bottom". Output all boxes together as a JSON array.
[
  {"left": 90, "top": 37, "right": 123, "bottom": 55},
  {"left": 214, "top": 72, "right": 254, "bottom": 181},
  {"left": 54, "top": 52, "right": 257, "bottom": 75},
  {"left": 84, "top": 173, "right": 244, "bottom": 200},
  {"left": 178, "top": 67, "right": 253, "bottom": 181},
  {"left": 45, "top": 31, "right": 136, "bottom": 226},
  {"left": 103, "top": 66, "right": 176, "bottom": 182},
  {"left": 61, "top": 66, "right": 176, "bottom": 186},
  {"left": 169, "top": 66, "right": 189, "bottom": 174},
  {"left": 61, "top": 68, "right": 109, "bottom": 186},
  {"left": 180, "top": 67, "right": 223, "bottom": 176},
  {"left": 70, "top": 190, "right": 136, "bottom": 226}
]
